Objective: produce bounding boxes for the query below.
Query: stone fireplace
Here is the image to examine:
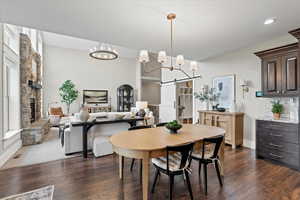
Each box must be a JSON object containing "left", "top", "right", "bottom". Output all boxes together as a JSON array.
[
  {"left": 30, "top": 98, "right": 36, "bottom": 123},
  {"left": 20, "top": 33, "right": 42, "bottom": 127},
  {"left": 20, "top": 33, "right": 50, "bottom": 145}
]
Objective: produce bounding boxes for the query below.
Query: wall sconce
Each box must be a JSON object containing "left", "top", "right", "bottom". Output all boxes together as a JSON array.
[{"left": 240, "top": 80, "right": 249, "bottom": 98}]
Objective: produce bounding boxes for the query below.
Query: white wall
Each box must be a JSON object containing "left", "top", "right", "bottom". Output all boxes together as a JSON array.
[
  {"left": 141, "top": 81, "right": 161, "bottom": 105},
  {"left": 43, "top": 45, "right": 137, "bottom": 114},
  {"left": 0, "top": 24, "right": 3, "bottom": 155},
  {"left": 162, "top": 34, "right": 297, "bottom": 149}
]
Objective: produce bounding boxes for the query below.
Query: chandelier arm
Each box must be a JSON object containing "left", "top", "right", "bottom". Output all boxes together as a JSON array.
[
  {"left": 179, "top": 68, "right": 192, "bottom": 79},
  {"left": 143, "top": 65, "right": 175, "bottom": 73},
  {"left": 161, "top": 75, "right": 202, "bottom": 85},
  {"left": 142, "top": 65, "right": 163, "bottom": 74},
  {"left": 161, "top": 66, "right": 171, "bottom": 70}
]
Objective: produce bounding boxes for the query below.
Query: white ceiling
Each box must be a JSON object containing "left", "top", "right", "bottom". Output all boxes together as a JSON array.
[
  {"left": 42, "top": 31, "right": 138, "bottom": 59},
  {"left": 1, "top": 0, "right": 300, "bottom": 60}
]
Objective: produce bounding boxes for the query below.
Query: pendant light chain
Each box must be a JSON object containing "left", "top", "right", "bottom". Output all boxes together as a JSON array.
[{"left": 170, "top": 18, "right": 174, "bottom": 69}]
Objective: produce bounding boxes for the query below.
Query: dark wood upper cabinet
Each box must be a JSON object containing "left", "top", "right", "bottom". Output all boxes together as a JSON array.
[
  {"left": 255, "top": 43, "right": 300, "bottom": 97},
  {"left": 262, "top": 57, "right": 282, "bottom": 95},
  {"left": 289, "top": 28, "right": 300, "bottom": 41},
  {"left": 282, "top": 52, "right": 299, "bottom": 95}
]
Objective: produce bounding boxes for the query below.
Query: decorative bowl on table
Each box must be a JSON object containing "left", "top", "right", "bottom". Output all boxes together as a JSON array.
[{"left": 165, "top": 120, "right": 182, "bottom": 134}]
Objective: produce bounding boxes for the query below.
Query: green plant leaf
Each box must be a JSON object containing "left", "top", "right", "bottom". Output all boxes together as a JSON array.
[
  {"left": 271, "top": 100, "right": 284, "bottom": 114},
  {"left": 59, "top": 80, "right": 79, "bottom": 107}
]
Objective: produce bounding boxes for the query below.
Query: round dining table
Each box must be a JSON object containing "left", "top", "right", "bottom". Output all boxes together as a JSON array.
[{"left": 110, "top": 124, "right": 225, "bottom": 200}]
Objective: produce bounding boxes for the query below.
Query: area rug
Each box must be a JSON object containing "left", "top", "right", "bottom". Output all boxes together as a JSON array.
[
  {"left": 2, "top": 128, "right": 77, "bottom": 170},
  {"left": 0, "top": 185, "right": 54, "bottom": 200}
]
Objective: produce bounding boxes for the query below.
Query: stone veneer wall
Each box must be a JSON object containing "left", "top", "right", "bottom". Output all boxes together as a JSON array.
[
  {"left": 20, "top": 33, "right": 42, "bottom": 128},
  {"left": 22, "top": 119, "right": 50, "bottom": 146}
]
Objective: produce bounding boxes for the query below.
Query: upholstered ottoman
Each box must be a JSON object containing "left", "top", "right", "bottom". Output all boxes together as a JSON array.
[{"left": 93, "top": 136, "right": 113, "bottom": 157}]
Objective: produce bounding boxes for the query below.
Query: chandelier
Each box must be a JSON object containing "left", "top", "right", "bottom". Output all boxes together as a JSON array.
[
  {"left": 89, "top": 43, "right": 119, "bottom": 60},
  {"left": 138, "top": 13, "right": 199, "bottom": 79}
]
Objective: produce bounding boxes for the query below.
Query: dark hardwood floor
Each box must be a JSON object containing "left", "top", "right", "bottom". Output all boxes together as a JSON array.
[{"left": 1, "top": 147, "right": 300, "bottom": 200}]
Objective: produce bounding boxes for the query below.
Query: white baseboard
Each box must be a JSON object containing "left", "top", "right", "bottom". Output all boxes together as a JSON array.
[
  {"left": 243, "top": 139, "right": 255, "bottom": 149},
  {"left": 0, "top": 139, "right": 22, "bottom": 168}
]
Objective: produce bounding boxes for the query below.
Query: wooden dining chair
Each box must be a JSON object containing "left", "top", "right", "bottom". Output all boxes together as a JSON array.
[
  {"left": 155, "top": 122, "right": 168, "bottom": 127},
  {"left": 151, "top": 143, "right": 194, "bottom": 200},
  {"left": 191, "top": 135, "right": 224, "bottom": 195},
  {"left": 128, "top": 125, "right": 152, "bottom": 171}
]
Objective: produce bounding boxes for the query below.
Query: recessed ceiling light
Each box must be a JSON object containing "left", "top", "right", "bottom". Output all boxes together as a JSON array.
[{"left": 264, "top": 18, "right": 276, "bottom": 25}]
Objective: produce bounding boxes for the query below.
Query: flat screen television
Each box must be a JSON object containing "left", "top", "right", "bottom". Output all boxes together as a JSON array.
[{"left": 83, "top": 90, "right": 108, "bottom": 104}]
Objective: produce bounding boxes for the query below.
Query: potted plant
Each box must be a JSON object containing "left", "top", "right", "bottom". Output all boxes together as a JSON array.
[
  {"left": 194, "top": 86, "right": 220, "bottom": 110},
  {"left": 165, "top": 120, "right": 182, "bottom": 134},
  {"left": 59, "top": 80, "right": 79, "bottom": 114},
  {"left": 271, "top": 100, "right": 283, "bottom": 120}
]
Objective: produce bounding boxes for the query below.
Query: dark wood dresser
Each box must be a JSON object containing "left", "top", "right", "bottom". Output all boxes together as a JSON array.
[{"left": 256, "top": 120, "right": 299, "bottom": 170}]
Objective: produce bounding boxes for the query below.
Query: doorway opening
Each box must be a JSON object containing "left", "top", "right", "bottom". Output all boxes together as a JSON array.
[{"left": 176, "top": 80, "right": 193, "bottom": 124}]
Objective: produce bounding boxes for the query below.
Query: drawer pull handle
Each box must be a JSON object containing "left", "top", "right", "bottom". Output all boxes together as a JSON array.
[
  {"left": 269, "top": 153, "right": 283, "bottom": 159},
  {"left": 269, "top": 143, "right": 283, "bottom": 148},
  {"left": 270, "top": 133, "right": 282, "bottom": 137}
]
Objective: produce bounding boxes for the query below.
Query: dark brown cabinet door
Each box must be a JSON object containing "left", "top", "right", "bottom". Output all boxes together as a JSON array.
[
  {"left": 262, "top": 57, "right": 282, "bottom": 96},
  {"left": 282, "top": 52, "right": 299, "bottom": 96}
]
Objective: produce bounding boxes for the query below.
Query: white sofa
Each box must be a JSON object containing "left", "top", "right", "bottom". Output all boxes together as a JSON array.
[{"left": 63, "top": 112, "right": 154, "bottom": 157}]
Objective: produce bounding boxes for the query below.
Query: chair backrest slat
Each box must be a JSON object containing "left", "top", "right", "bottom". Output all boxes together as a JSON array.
[
  {"left": 202, "top": 135, "right": 224, "bottom": 159},
  {"left": 166, "top": 143, "right": 194, "bottom": 173}
]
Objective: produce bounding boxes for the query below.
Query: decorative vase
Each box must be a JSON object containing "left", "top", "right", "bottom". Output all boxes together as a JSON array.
[
  {"left": 273, "top": 113, "right": 280, "bottom": 120},
  {"left": 165, "top": 123, "right": 182, "bottom": 134},
  {"left": 208, "top": 102, "right": 213, "bottom": 110},
  {"left": 79, "top": 105, "right": 90, "bottom": 122},
  {"left": 205, "top": 101, "right": 210, "bottom": 110},
  {"left": 166, "top": 126, "right": 181, "bottom": 134},
  {"left": 168, "top": 129, "right": 178, "bottom": 134}
]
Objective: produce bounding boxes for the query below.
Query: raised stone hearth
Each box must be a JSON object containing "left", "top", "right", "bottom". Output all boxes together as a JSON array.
[
  {"left": 21, "top": 119, "right": 50, "bottom": 146},
  {"left": 20, "top": 33, "right": 49, "bottom": 145}
]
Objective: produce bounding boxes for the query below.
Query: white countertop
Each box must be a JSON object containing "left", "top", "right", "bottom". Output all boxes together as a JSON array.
[{"left": 256, "top": 117, "right": 299, "bottom": 124}]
